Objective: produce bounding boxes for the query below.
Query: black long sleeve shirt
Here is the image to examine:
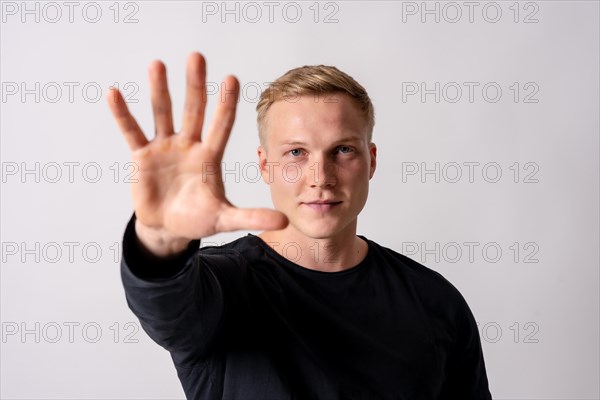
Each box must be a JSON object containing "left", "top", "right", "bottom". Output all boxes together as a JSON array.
[{"left": 120, "top": 213, "right": 492, "bottom": 400}]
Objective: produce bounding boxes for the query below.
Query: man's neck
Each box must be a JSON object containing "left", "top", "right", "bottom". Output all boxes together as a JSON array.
[{"left": 258, "top": 225, "right": 368, "bottom": 273}]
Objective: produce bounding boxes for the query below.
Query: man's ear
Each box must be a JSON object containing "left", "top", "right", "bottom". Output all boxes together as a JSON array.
[
  {"left": 257, "top": 145, "right": 271, "bottom": 184},
  {"left": 368, "top": 142, "right": 377, "bottom": 179}
]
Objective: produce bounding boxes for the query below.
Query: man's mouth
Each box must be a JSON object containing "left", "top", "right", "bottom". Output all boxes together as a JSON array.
[{"left": 302, "top": 201, "right": 342, "bottom": 212}]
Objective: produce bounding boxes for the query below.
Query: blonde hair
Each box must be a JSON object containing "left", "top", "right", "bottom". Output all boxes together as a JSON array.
[{"left": 256, "top": 65, "right": 375, "bottom": 145}]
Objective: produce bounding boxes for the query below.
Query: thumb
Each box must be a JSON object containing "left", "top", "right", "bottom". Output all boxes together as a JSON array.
[{"left": 216, "top": 207, "right": 288, "bottom": 233}]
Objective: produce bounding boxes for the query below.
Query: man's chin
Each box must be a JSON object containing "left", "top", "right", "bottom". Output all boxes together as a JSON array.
[{"left": 290, "top": 220, "right": 348, "bottom": 240}]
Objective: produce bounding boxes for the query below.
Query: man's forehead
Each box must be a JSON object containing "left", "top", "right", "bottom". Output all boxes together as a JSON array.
[
  {"left": 268, "top": 92, "right": 352, "bottom": 110},
  {"left": 267, "top": 94, "right": 364, "bottom": 127},
  {"left": 260, "top": 93, "right": 370, "bottom": 148}
]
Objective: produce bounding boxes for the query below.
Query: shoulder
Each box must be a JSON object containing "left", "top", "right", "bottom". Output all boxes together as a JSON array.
[
  {"left": 366, "top": 239, "right": 482, "bottom": 346},
  {"left": 366, "top": 239, "right": 454, "bottom": 286},
  {"left": 365, "top": 238, "right": 471, "bottom": 310}
]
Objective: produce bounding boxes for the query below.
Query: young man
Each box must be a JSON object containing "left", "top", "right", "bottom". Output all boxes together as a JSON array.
[{"left": 108, "top": 52, "right": 492, "bottom": 399}]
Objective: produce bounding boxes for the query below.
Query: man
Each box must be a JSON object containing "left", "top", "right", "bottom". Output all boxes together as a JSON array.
[{"left": 108, "top": 52, "right": 492, "bottom": 399}]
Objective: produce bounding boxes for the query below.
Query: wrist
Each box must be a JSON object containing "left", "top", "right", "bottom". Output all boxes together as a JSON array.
[{"left": 134, "top": 219, "right": 192, "bottom": 258}]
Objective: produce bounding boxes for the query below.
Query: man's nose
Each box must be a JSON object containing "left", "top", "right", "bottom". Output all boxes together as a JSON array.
[{"left": 308, "top": 158, "right": 337, "bottom": 188}]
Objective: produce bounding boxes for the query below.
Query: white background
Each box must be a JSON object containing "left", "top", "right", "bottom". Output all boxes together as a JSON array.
[{"left": 1, "top": 1, "right": 598, "bottom": 399}]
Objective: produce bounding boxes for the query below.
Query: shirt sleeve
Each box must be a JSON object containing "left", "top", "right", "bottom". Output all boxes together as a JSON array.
[
  {"left": 438, "top": 294, "right": 493, "bottom": 400},
  {"left": 119, "top": 212, "right": 225, "bottom": 367}
]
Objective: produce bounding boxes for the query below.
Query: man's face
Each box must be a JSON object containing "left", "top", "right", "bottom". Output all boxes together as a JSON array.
[{"left": 258, "top": 92, "right": 376, "bottom": 240}]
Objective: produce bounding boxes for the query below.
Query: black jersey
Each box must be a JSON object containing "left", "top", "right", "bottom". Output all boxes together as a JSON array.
[{"left": 121, "top": 213, "right": 492, "bottom": 400}]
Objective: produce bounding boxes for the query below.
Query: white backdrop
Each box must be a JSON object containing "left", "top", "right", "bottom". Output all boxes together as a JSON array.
[{"left": 1, "top": 1, "right": 598, "bottom": 399}]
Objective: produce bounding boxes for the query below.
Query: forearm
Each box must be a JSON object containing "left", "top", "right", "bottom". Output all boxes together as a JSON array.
[{"left": 121, "top": 213, "right": 221, "bottom": 363}]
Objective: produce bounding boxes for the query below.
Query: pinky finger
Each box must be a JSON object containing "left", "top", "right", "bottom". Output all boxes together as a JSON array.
[{"left": 106, "top": 87, "right": 149, "bottom": 151}]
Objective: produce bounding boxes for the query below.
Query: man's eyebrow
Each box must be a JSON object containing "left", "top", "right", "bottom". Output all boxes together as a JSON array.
[
  {"left": 332, "top": 136, "right": 363, "bottom": 144},
  {"left": 278, "top": 136, "right": 364, "bottom": 147},
  {"left": 280, "top": 140, "right": 307, "bottom": 146}
]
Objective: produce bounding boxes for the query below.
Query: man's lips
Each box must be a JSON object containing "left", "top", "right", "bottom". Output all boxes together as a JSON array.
[{"left": 302, "top": 201, "right": 342, "bottom": 211}]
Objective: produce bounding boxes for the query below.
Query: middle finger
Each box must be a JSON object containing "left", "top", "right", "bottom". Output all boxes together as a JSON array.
[
  {"left": 181, "top": 52, "right": 207, "bottom": 141},
  {"left": 149, "top": 60, "right": 175, "bottom": 139}
]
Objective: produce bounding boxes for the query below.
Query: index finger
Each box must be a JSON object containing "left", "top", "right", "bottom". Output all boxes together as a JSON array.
[
  {"left": 204, "top": 75, "right": 240, "bottom": 158},
  {"left": 106, "top": 88, "right": 149, "bottom": 151}
]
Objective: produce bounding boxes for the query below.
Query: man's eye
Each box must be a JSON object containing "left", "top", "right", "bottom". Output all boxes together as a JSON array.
[
  {"left": 338, "top": 146, "right": 353, "bottom": 154},
  {"left": 289, "top": 149, "right": 303, "bottom": 157}
]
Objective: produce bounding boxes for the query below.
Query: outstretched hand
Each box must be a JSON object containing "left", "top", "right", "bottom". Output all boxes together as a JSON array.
[{"left": 107, "top": 52, "right": 287, "bottom": 255}]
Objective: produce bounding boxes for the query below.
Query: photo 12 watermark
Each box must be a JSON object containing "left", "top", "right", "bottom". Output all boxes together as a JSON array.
[
  {"left": 401, "top": 241, "right": 540, "bottom": 264},
  {"left": 1, "top": 241, "right": 124, "bottom": 265},
  {"left": 2, "top": 81, "right": 139, "bottom": 104},
  {"left": 400, "top": 1, "right": 540, "bottom": 24},
  {"left": 2, "top": 162, "right": 139, "bottom": 184},
  {"left": 1, "top": 1, "right": 140, "bottom": 24},
  {"left": 200, "top": 1, "right": 340, "bottom": 24},
  {"left": 400, "top": 161, "right": 540, "bottom": 184},
  {"left": 0, "top": 1, "right": 140, "bottom": 24},
  {"left": 1, "top": 321, "right": 141, "bottom": 344},
  {"left": 401, "top": 82, "right": 540, "bottom": 104}
]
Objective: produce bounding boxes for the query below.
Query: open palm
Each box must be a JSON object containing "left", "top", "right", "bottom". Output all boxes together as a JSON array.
[{"left": 107, "top": 52, "right": 287, "bottom": 248}]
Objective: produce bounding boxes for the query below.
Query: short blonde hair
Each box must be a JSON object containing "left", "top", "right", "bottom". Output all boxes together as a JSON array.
[{"left": 256, "top": 65, "right": 375, "bottom": 145}]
